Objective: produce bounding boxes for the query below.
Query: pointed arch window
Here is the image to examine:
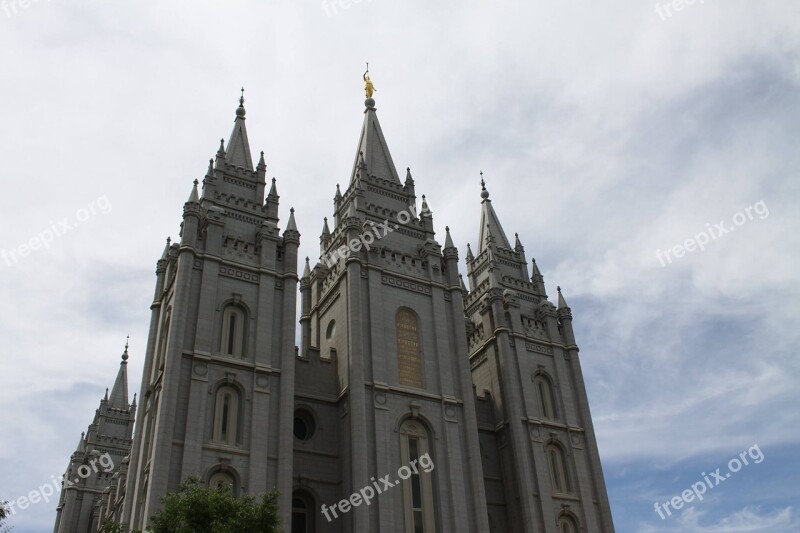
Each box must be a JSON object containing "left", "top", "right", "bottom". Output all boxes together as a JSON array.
[
  {"left": 152, "top": 313, "right": 171, "bottom": 381},
  {"left": 534, "top": 374, "right": 558, "bottom": 420},
  {"left": 547, "top": 444, "right": 572, "bottom": 494},
  {"left": 209, "top": 471, "right": 234, "bottom": 490},
  {"left": 220, "top": 306, "right": 245, "bottom": 357},
  {"left": 400, "top": 419, "right": 436, "bottom": 533},
  {"left": 396, "top": 308, "right": 423, "bottom": 388},
  {"left": 213, "top": 386, "right": 240, "bottom": 446},
  {"left": 291, "top": 491, "right": 315, "bottom": 533},
  {"left": 558, "top": 515, "right": 579, "bottom": 533}
]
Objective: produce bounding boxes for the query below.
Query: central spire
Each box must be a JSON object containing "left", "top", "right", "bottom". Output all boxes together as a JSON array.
[
  {"left": 226, "top": 87, "right": 254, "bottom": 170},
  {"left": 108, "top": 337, "right": 130, "bottom": 410},
  {"left": 477, "top": 173, "right": 512, "bottom": 253},
  {"left": 350, "top": 67, "right": 401, "bottom": 184}
]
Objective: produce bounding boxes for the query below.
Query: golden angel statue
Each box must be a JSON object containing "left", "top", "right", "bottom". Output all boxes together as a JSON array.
[{"left": 363, "top": 67, "right": 376, "bottom": 99}]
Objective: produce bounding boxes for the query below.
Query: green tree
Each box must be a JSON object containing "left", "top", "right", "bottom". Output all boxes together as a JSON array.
[
  {"left": 0, "top": 500, "right": 11, "bottom": 533},
  {"left": 148, "top": 477, "right": 281, "bottom": 533},
  {"left": 97, "top": 522, "right": 127, "bottom": 533}
]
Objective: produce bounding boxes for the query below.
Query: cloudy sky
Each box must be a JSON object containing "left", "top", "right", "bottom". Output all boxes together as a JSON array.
[{"left": 1, "top": 0, "right": 798, "bottom": 531}]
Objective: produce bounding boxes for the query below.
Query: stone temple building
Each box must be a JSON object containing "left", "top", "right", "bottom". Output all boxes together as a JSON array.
[{"left": 54, "top": 88, "right": 615, "bottom": 533}]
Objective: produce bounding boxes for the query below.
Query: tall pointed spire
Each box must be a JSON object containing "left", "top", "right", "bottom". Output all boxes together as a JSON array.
[
  {"left": 477, "top": 173, "right": 512, "bottom": 253},
  {"left": 108, "top": 337, "right": 130, "bottom": 410},
  {"left": 226, "top": 88, "right": 254, "bottom": 170},
  {"left": 350, "top": 71, "right": 400, "bottom": 184}
]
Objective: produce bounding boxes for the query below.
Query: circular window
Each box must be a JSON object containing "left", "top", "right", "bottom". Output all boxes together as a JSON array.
[
  {"left": 326, "top": 320, "right": 336, "bottom": 341},
  {"left": 293, "top": 410, "right": 315, "bottom": 441}
]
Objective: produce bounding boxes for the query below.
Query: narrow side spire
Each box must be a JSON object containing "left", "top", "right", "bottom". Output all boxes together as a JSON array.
[
  {"left": 187, "top": 179, "right": 199, "bottom": 203},
  {"left": 444, "top": 226, "right": 455, "bottom": 249},
  {"left": 557, "top": 286, "right": 569, "bottom": 309},
  {"left": 286, "top": 207, "right": 298, "bottom": 232}
]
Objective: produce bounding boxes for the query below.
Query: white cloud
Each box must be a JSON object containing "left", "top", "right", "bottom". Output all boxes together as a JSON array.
[{"left": 640, "top": 506, "right": 797, "bottom": 533}]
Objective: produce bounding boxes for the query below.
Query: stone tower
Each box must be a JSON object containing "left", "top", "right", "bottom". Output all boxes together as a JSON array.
[
  {"left": 294, "top": 95, "right": 490, "bottom": 532},
  {"left": 121, "top": 94, "right": 301, "bottom": 530},
  {"left": 54, "top": 342, "right": 135, "bottom": 533},
  {"left": 465, "top": 180, "right": 615, "bottom": 532}
]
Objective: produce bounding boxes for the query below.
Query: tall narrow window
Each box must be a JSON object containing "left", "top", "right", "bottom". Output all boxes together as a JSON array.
[
  {"left": 152, "top": 315, "right": 170, "bottom": 381},
  {"left": 396, "top": 309, "right": 423, "bottom": 388},
  {"left": 400, "top": 420, "right": 435, "bottom": 533},
  {"left": 213, "top": 386, "right": 239, "bottom": 446},
  {"left": 220, "top": 306, "right": 245, "bottom": 357},
  {"left": 547, "top": 444, "right": 572, "bottom": 494},
  {"left": 535, "top": 374, "right": 558, "bottom": 420},
  {"left": 159, "top": 317, "right": 170, "bottom": 370},
  {"left": 227, "top": 313, "right": 237, "bottom": 354}
]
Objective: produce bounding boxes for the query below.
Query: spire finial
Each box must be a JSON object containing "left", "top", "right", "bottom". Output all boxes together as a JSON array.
[
  {"left": 480, "top": 171, "right": 489, "bottom": 199},
  {"left": 236, "top": 87, "right": 246, "bottom": 117},
  {"left": 122, "top": 335, "right": 129, "bottom": 362}
]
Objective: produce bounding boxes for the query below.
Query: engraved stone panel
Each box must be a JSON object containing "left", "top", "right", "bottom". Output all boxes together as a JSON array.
[{"left": 396, "top": 308, "right": 423, "bottom": 388}]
